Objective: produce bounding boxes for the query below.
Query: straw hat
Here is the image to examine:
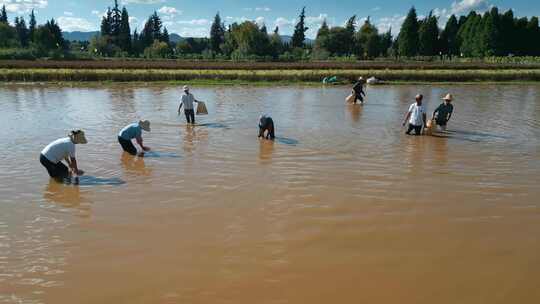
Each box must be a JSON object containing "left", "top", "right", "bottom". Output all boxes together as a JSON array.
[
  {"left": 358, "top": 76, "right": 364, "bottom": 81},
  {"left": 442, "top": 93, "right": 453, "bottom": 101},
  {"left": 69, "top": 130, "right": 87, "bottom": 144},
  {"left": 139, "top": 120, "right": 151, "bottom": 132},
  {"left": 183, "top": 85, "right": 190, "bottom": 91}
]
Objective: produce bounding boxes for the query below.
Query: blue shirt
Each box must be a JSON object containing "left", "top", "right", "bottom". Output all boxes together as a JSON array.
[{"left": 119, "top": 123, "right": 142, "bottom": 140}]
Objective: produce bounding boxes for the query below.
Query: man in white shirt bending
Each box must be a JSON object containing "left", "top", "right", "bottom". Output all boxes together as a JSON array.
[
  {"left": 178, "top": 85, "right": 200, "bottom": 124},
  {"left": 40, "top": 130, "right": 87, "bottom": 181},
  {"left": 402, "top": 94, "right": 427, "bottom": 136}
]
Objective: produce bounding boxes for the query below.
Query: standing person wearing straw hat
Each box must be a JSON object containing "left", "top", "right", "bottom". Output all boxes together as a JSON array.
[
  {"left": 118, "top": 120, "right": 151, "bottom": 156},
  {"left": 178, "top": 85, "right": 200, "bottom": 124},
  {"left": 432, "top": 94, "right": 454, "bottom": 131},
  {"left": 40, "top": 130, "right": 87, "bottom": 181},
  {"left": 351, "top": 76, "right": 367, "bottom": 104}
]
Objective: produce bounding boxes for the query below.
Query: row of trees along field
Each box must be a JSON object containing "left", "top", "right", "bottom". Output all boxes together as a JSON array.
[{"left": 0, "top": 2, "right": 540, "bottom": 61}]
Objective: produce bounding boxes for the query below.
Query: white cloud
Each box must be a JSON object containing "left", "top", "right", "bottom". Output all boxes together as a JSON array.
[
  {"left": 121, "top": 0, "right": 165, "bottom": 4},
  {"left": 305, "top": 14, "right": 328, "bottom": 27},
  {"left": 64, "top": 11, "right": 73, "bottom": 16},
  {"left": 372, "top": 7, "right": 381, "bottom": 12},
  {"left": 157, "top": 6, "right": 181, "bottom": 16},
  {"left": 244, "top": 7, "right": 271, "bottom": 12},
  {"left": 177, "top": 19, "right": 210, "bottom": 26},
  {"left": 274, "top": 17, "right": 295, "bottom": 28},
  {"left": 255, "top": 16, "right": 265, "bottom": 26},
  {"left": 178, "top": 26, "right": 208, "bottom": 38},
  {"left": 91, "top": 10, "right": 100, "bottom": 15},
  {"left": 57, "top": 16, "right": 97, "bottom": 32},
  {"left": 450, "top": 0, "right": 490, "bottom": 15},
  {"left": 376, "top": 14, "right": 406, "bottom": 33},
  {"left": 0, "top": 0, "right": 47, "bottom": 14}
]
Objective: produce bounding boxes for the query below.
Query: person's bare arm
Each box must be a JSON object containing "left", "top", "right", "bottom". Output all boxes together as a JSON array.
[
  {"left": 66, "top": 157, "right": 84, "bottom": 176},
  {"left": 136, "top": 136, "right": 150, "bottom": 151},
  {"left": 423, "top": 113, "right": 427, "bottom": 127},
  {"left": 178, "top": 101, "right": 183, "bottom": 113},
  {"left": 403, "top": 112, "right": 411, "bottom": 126}
]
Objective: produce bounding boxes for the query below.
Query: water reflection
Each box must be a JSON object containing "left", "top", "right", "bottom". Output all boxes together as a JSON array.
[
  {"left": 121, "top": 152, "right": 152, "bottom": 176},
  {"left": 43, "top": 180, "right": 91, "bottom": 218},
  {"left": 182, "top": 125, "right": 208, "bottom": 153},
  {"left": 347, "top": 103, "right": 363, "bottom": 122},
  {"left": 259, "top": 140, "right": 275, "bottom": 163}
]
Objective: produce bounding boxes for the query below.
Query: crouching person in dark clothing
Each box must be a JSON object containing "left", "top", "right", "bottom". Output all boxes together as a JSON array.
[
  {"left": 40, "top": 130, "right": 87, "bottom": 181},
  {"left": 258, "top": 115, "right": 275, "bottom": 140}
]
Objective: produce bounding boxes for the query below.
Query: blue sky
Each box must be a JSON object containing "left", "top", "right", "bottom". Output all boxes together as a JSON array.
[{"left": 0, "top": 0, "right": 538, "bottom": 37}]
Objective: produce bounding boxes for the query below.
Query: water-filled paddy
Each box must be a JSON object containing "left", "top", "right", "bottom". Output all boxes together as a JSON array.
[{"left": 1, "top": 83, "right": 539, "bottom": 304}]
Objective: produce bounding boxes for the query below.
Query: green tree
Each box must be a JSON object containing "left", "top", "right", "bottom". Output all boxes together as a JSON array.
[
  {"left": 210, "top": 13, "right": 225, "bottom": 53},
  {"left": 314, "top": 19, "right": 330, "bottom": 51},
  {"left": 29, "top": 9, "right": 37, "bottom": 42},
  {"left": 440, "top": 15, "right": 459, "bottom": 56},
  {"left": 34, "top": 19, "right": 66, "bottom": 53},
  {"left": 481, "top": 7, "right": 501, "bottom": 56},
  {"left": 418, "top": 12, "right": 439, "bottom": 56},
  {"left": 344, "top": 15, "right": 356, "bottom": 54},
  {"left": 231, "top": 21, "right": 271, "bottom": 57},
  {"left": 527, "top": 17, "right": 540, "bottom": 56},
  {"left": 0, "top": 5, "right": 7, "bottom": 24},
  {"left": 143, "top": 40, "right": 171, "bottom": 58},
  {"left": 379, "top": 29, "right": 393, "bottom": 57},
  {"left": 14, "top": 17, "right": 29, "bottom": 47},
  {"left": 291, "top": 7, "right": 308, "bottom": 48},
  {"left": 269, "top": 26, "right": 283, "bottom": 58},
  {"left": 356, "top": 17, "right": 379, "bottom": 58},
  {"left": 162, "top": 27, "right": 170, "bottom": 44},
  {"left": 101, "top": 8, "right": 112, "bottom": 36},
  {"left": 118, "top": 7, "right": 131, "bottom": 52},
  {"left": 0, "top": 23, "right": 17, "bottom": 47},
  {"left": 398, "top": 7, "right": 420, "bottom": 57},
  {"left": 326, "top": 26, "right": 350, "bottom": 55},
  {"left": 111, "top": 0, "right": 121, "bottom": 38},
  {"left": 499, "top": 10, "right": 515, "bottom": 55}
]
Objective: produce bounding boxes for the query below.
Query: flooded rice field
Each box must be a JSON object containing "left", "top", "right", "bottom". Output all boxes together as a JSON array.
[{"left": 0, "top": 83, "right": 539, "bottom": 304}]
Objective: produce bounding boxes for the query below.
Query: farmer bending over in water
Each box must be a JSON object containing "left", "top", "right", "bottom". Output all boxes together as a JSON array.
[
  {"left": 403, "top": 94, "right": 427, "bottom": 136},
  {"left": 258, "top": 115, "right": 275, "bottom": 140},
  {"left": 352, "top": 76, "right": 366, "bottom": 104},
  {"left": 40, "top": 130, "right": 87, "bottom": 181},
  {"left": 432, "top": 93, "right": 454, "bottom": 131},
  {"left": 118, "top": 120, "right": 151, "bottom": 156},
  {"left": 178, "top": 85, "right": 200, "bottom": 124}
]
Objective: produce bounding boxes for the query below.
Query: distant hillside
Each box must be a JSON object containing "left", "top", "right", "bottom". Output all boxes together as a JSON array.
[
  {"left": 63, "top": 31, "right": 100, "bottom": 42},
  {"left": 62, "top": 31, "right": 183, "bottom": 43},
  {"left": 280, "top": 35, "right": 315, "bottom": 45}
]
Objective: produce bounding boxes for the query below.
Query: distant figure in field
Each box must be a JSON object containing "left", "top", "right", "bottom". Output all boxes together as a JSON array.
[
  {"left": 432, "top": 93, "right": 454, "bottom": 131},
  {"left": 118, "top": 120, "right": 151, "bottom": 156},
  {"left": 352, "top": 76, "right": 366, "bottom": 104},
  {"left": 403, "top": 94, "right": 427, "bottom": 136},
  {"left": 258, "top": 115, "right": 275, "bottom": 140},
  {"left": 40, "top": 130, "right": 87, "bottom": 181},
  {"left": 178, "top": 85, "right": 200, "bottom": 124}
]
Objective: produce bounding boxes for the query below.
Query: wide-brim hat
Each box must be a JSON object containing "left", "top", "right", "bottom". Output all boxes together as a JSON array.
[
  {"left": 70, "top": 130, "right": 88, "bottom": 144},
  {"left": 442, "top": 93, "right": 453, "bottom": 101},
  {"left": 183, "top": 85, "right": 190, "bottom": 91},
  {"left": 139, "top": 120, "right": 151, "bottom": 132}
]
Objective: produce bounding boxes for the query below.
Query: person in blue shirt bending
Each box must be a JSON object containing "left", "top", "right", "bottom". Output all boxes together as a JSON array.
[{"left": 118, "top": 120, "right": 151, "bottom": 156}]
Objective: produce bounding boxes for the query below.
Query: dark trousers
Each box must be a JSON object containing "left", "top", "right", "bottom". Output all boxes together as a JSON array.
[
  {"left": 353, "top": 90, "right": 364, "bottom": 103},
  {"left": 184, "top": 109, "right": 195, "bottom": 124},
  {"left": 118, "top": 136, "right": 137, "bottom": 155},
  {"left": 40, "top": 154, "right": 69, "bottom": 179},
  {"left": 406, "top": 124, "right": 422, "bottom": 135}
]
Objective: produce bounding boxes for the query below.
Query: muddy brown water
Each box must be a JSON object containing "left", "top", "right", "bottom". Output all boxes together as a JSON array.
[{"left": 0, "top": 83, "right": 539, "bottom": 304}]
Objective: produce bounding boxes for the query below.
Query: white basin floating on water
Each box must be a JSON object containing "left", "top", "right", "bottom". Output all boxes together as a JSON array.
[{"left": 366, "top": 77, "right": 381, "bottom": 85}]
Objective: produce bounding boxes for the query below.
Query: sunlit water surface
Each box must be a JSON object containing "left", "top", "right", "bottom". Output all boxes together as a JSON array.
[{"left": 0, "top": 83, "right": 539, "bottom": 304}]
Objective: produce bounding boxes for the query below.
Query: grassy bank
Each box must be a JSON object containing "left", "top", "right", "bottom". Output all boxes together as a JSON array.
[
  {"left": 2, "top": 68, "right": 540, "bottom": 83},
  {"left": 2, "top": 60, "right": 540, "bottom": 70}
]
